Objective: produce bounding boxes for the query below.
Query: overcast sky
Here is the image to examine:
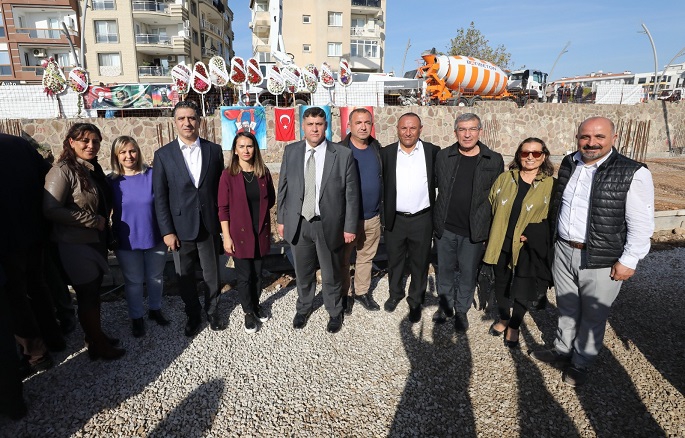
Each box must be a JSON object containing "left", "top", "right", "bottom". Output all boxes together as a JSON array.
[{"left": 229, "top": 0, "right": 684, "bottom": 81}]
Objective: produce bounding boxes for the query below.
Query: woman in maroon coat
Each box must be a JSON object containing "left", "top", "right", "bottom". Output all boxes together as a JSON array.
[{"left": 218, "top": 132, "right": 275, "bottom": 333}]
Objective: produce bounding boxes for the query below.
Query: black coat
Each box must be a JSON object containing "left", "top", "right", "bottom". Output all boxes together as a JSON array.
[{"left": 511, "top": 220, "right": 553, "bottom": 309}]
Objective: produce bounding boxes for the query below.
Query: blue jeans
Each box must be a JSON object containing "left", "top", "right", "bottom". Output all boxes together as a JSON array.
[
  {"left": 115, "top": 242, "right": 167, "bottom": 319},
  {"left": 436, "top": 229, "right": 485, "bottom": 313}
]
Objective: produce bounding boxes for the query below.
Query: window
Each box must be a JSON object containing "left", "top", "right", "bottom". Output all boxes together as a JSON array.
[
  {"left": 302, "top": 15, "right": 311, "bottom": 24},
  {"left": 638, "top": 77, "right": 646, "bottom": 84},
  {"left": 351, "top": 17, "right": 366, "bottom": 28},
  {"left": 0, "top": 14, "right": 5, "bottom": 38},
  {"left": 54, "top": 53, "right": 70, "bottom": 67},
  {"left": 94, "top": 20, "right": 118, "bottom": 43},
  {"left": 327, "top": 42, "right": 342, "bottom": 57},
  {"left": 0, "top": 49, "right": 11, "bottom": 76},
  {"left": 192, "top": 30, "right": 199, "bottom": 45},
  {"left": 328, "top": 12, "right": 342, "bottom": 27},
  {"left": 191, "top": 1, "right": 197, "bottom": 16},
  {"left": 97, "top": 52, "right": 121, "bottom": 75},
  {"left": 351, "top": 39, "right": 377, "bottom": 58},
  {"left": 254, "top": 0, "right": 267, "bottom": 12},
  {"left": 257, "top": 52, "right": 271, "bottom": 63},
  {"left": 92, "top": 0, "right": 115, "bottom": 10},
  {"left": 303, "top": 44, "right": 311, "bottom": 53}
]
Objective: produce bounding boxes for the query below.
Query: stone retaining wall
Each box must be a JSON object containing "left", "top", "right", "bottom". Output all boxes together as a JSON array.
[{"left": 12, "top": 100, "right": 685, "bottom": 170}]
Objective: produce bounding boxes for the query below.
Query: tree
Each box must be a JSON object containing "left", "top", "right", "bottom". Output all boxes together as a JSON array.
[{"left": 447, "top": 22, "right": 512, "bottom": 70}]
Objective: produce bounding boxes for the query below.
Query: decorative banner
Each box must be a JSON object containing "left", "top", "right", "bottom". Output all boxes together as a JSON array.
[
  {"left": 68, "top": 67, "right": 89, "bottom": 94},
  {"left": 229, "top": 56, "right": 247, "bottom": 85},
  {"left": 274, "top": 107, "right": 296, "bottom": 142},
  {"left": 171, "top": 63, "right": 191, "bottom": 95},
  {"left": 42, "top": 58, "right": 67, "bottom": 96},
  {"left": 338, "top": 60, "right": 353, "bottom": 86},
  {"left": 191, "top": 62, "right": 211, "bottom": 94},
  {"left": 84, "top": 84, "right": 179, "bottom": 110},
  {"left": 282, "top": 65, "right": 301, "bottom": 94},
  {"left": 301, "top": 64, "right": 319, "bottom": 93},
  {"left": 208, "top": 56, "right": 229, "bottom": 87},
  {"left": 266, "top": 66, "right": 285, "bottom": 95},
  {"left": 319, "top": 62, "right": 335, "bottom": 88},
  {"left": 340, "top": 106, "right": 376, "bottom": 139},
  {"left": 220, "top": 106, "right": 267, "bottom": 151},
  {"left": 299, "top": 105, "right": 332, "bottom": 142},
  {"left": 247, "top": 58, "right": 263, "bottom": 86}
]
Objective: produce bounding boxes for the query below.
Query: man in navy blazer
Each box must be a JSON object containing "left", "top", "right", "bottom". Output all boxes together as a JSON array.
[
  {"left": 381, "top": 112, "right": 440, "bottom": 323},
  {"left": 277, "top": 106, "right": 359, "bottom": 333},
  {"left": 153, "top": 100, "right": 226, "bottom": 336}
]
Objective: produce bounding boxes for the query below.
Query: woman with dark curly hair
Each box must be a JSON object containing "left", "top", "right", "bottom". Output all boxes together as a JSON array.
[
  {"left": 483, "top": 137, "right": 555, "bottom": 349},
  {"left": 43, "top": 123, "right": 125, "bottom": 360}
]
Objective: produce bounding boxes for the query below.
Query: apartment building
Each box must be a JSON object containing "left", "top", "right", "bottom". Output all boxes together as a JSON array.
[
  {"left": 84, "top": 0, "right": 234, "bottom": 85},
  {"left": 0, "top": 0, "right": 80, "bottom": 84},
  {"left": 249, "top": 0, "right": 385, "bottom": 74}
]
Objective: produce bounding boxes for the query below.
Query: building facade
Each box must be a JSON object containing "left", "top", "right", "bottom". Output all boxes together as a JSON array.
[
  {"left": 0, "top": 0, "right": 80, "bottom": 84},
  {"left": 84, "top": 0, "right": 234, "bottom": 85},
  {"left": 249, "top": 0, "right": 385, "bottom": 74}
]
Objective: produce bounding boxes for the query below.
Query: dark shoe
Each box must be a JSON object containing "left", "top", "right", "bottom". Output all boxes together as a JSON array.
[
  {"left": 208, "top": 313, "right": 227, "bottom": 331},
  {"left": 20, "top": 354, "right": 55, "bottom": 379},
  {"left": 454, "top": 312, "right": 469, "bottom": 332},
  {"left": 489, "top": 321, "right": 506, "bottom": 337},
  {"left": 293, "top": 310, "right": 313, "bottom": 329},
  {"left": 529, "top": 348, "right": 572, "bottom": 365},
  {"left": 244, "top": 313, "right": 258, "bottom": 334},
  {"left": 131, "top": 318, "right": 145, "bottom": 338},
  {"left": 355, "top": 293, "right": 381, "bottom": 311},
  {"left": 562, "top": 364, "right": 589, "bottom": 387},
  {"left": 149, "top": 309, "right": 171, "bottom": 326},
  {"left": 384, "top": 297, "right": 402, "bottom": 313},
  {"left": 503, "top": 328, "right": 519, "bottom": 349},
  {"left": 326, "top": 314, "right": 343, "bottom": 333},
  {"left": 408, "top": 306, "right": 422, "bottom": 323},
  {"left": 344, "top": 295, "right": 354, "bottom": 315},
  {"left": 88, "top": 343, "right": 125, "bottom": 361},
  {"left": 184, "top": 316, "right": 202, "bottom": 337},
  {"left": 79, "top": 307, "right": 125, "bottom": 360},
  {"left": 254, "top": 306, "right": 269, "bottom": 323}
]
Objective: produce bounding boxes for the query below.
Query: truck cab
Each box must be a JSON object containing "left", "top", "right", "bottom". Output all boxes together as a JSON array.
[
  {"left": 658, "top": 88, "right": 684, "bottom": 102},
  {"left": 507, "top": 69, "right": 548, "bottom": 102}
]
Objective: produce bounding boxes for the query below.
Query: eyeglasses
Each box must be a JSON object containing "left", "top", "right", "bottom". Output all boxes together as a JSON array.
[
  {"left": 520, "top": 151, "right": 544, "bottom": 158},
  {"left": 456, "top": 127, "right": 481, "bottom": 133}
]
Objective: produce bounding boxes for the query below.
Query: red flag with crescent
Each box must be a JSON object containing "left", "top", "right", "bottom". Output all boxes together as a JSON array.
[{"left": 274, "top": 107, "right": 296, "bottom": 141}]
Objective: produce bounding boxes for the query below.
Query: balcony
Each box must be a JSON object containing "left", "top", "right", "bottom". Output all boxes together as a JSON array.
[
  {"left": 201, "top": 19, "right": 223, "bottom": 37},
  {"left": 135, "top": 34, "right": 189, "bottom": 55},
  {"left": 138, "top": 66, "right": 170, "bottom": 77},
  {"left": 132, "top": 1, "right": 187, "bottom": 25},
  {"left": 15, "top": 27, "right": 71, "bottom": 40},
  {"left": 350, "top": 27, "right": 380, "bottom": 37},
  {"left": 251, "top": 10, "right": 270, "bottom": 37},
  {"left": 136, "top": 33, "right": 171, "bottom": 44},
  {"left": 201, "top": 46, "right": 218, "bottom": 57},
  {"left": 351, "top": 0, "right": 381, "bottom": 15},
  {"left": 132, "top": 1, "right": 169, "bottom": 12}
]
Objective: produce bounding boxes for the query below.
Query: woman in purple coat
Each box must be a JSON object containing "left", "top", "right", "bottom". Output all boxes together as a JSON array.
[{"left": 218, "top": 132, "right": 275, "bottom": 334}]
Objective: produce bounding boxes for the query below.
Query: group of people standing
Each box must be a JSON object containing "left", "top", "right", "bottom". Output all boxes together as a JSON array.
[{"left": 0, "top": 103, "right": 656, "bottom": 420}]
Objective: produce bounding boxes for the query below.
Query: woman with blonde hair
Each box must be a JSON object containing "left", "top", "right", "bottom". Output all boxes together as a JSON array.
[
  {"left": 108, "top": 136, "right": 169, "bottom": 338},
  {"left": 218, "top": 132, "right": 275, "bottom": 333}
]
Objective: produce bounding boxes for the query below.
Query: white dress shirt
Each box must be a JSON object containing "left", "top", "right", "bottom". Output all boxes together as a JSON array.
[
  {"left": 557, "top": 150, "right": 654, "bottom": 269},
  {"left": 178, "top": 137, "right": 202, "bottom": 188},
  {"left": 395, "top": 140, "right": 430, "bottom": 214},
  {"left": 304, "top": 141, "right": 327, "bottom": 216}
]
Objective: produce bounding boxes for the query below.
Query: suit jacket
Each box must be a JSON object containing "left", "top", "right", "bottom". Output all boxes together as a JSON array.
[
  {"left": 153, "top": 138, "right": 224, "bottom": 241},
  {"left": 380, "top": 140, "right": 439, "bottom": 232},
  {"left": 277, "top": 140, "right": 359, "bottom": 250},
  {"left": 217, "top": 169, "right": 275, "bottom": 259}
]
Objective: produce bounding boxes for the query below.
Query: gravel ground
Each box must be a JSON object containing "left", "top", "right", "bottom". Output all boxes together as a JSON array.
[{"left": 2, "top": 247, "right": 684, "bottom": 438}]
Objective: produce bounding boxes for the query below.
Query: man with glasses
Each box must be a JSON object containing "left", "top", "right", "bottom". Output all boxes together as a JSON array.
[{"left": 433, "top": 113, "right": 504, "bottom": 331}]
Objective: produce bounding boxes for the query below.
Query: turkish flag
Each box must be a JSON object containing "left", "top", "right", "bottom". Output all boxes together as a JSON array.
[{"left": 274, "top": 107, "right": 295, "bottom": 141}]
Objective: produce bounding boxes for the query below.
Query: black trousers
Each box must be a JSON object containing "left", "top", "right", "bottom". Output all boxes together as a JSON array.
[
  {"left": 494, "top": 250, "right": 527, "bottom": 330},
  {"left": 291, "top": 217, "right": 343, "bottom": 317},
  {"left": 233, "top": 257, "right": 263, "bottom": 314},
  {"left": 177, "top": 223, "right": 222, "bottom": 319},
  {"left": 384, "top": 211, "right": 433, "bottom": 309},
  {"left": 0, "top": 280, "right": 23, "bottom": 412}
]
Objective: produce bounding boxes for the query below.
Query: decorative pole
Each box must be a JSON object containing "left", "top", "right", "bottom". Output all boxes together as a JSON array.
[{"left": 640, "top": 23, "right": 659, "bottom": 100}]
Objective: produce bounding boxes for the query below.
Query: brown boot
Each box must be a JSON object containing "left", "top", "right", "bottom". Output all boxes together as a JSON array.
[{"left": 78, "top": 307, "right": 125, "bottom": 361}]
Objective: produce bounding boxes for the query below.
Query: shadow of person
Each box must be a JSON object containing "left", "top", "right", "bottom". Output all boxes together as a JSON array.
[
  {"left": 390, "top": 312, "right": 476, "bottom": 437},
  {"left": 148, "top": 378, "right": 225, "bottom": 437}
]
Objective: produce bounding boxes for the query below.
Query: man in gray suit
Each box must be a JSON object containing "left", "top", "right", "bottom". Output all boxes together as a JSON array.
[
  {"left": 153, "top": 100, "right": 226, "bottom": 337},
  {"left": 277, "top": 106, "right": 359, "bottom": 333}
]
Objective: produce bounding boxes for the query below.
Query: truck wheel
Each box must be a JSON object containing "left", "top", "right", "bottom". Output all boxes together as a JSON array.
[
  {"left": 469, "top": 96, "right": 482, "bottom": 106},
  {"left": 261, "top": 99, "right": 276, "bottom": 107},
  {"left": 517, "top": 96, "right": 529, "bottom": 108},
  {"left": 456, "top": 97, "right": 469, "bottom": 107},
  {"left": 294, "top": 99, "right": 308, "bottom": 106}
]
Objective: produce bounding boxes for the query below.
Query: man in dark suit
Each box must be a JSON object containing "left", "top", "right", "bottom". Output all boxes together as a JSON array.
[
  {"left": 381, "top": 112, "right": 439, "bottom": 323},
  {"left": 153, "top": 100, "right": 226, "bottom": 336},
  {"left": 277, "top": 106, "right": 359, "bottom": 333}
]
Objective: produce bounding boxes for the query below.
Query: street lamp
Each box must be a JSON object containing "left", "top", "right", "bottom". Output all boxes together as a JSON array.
[
  {"left": 640, "top": 23, "right": 659, "bottom": 100},
  {"left": 659, "top": 46, "right": 685, "bottom": 93},
  {"left": 546, "top": 41, "right": 570, "bottom": 102}
]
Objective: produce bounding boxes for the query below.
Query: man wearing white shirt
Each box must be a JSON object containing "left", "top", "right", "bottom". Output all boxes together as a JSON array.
[
  {"left": 153, "top": 100, "right": 226, "bottom": 336},
  {"left": 531, "top": 116, "right": 655, "bottom": 387},
  {"left": 380, "top": 113, "right": 439, "bottom": 323}
]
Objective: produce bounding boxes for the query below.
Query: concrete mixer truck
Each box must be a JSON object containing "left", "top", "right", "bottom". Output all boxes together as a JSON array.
[{"left": 417, "top": 51, "right": 547, "bottom": 106}]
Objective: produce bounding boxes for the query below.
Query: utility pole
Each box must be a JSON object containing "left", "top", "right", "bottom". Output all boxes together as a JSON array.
[{"left": 400, "top": 38, "right": 410, "bottom": 77}]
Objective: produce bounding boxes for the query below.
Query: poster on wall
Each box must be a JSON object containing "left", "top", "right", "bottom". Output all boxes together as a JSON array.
[
  {"left": 339, "top": 106, "right": 376, "bottom": 139},
  {"left": 220, "top": 106, "right": 267, "bottom": 151},
  {"left": 299, "top": 105, "right": 332, "bottom": 141},
  {"left": 84, "top": 84, "right": 179, "bottom": 109}
]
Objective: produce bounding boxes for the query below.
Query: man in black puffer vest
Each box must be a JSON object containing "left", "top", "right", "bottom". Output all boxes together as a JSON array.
[{"left": 531, "top": 117, "right": 655, "bottom": 387}]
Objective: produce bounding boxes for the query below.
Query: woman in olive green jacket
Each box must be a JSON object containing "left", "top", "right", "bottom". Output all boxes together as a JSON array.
[{"left": 483, "top": 138, "right": 555, "bottom": 348}]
